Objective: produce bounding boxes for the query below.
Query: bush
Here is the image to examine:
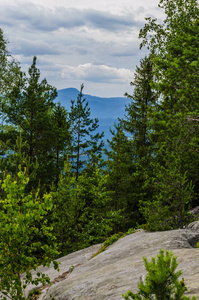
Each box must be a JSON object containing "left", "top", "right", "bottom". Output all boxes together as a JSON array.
[
  {"left": 0, "top": 165, "right": 59, "bottom": 300},
  {"left": 122, "top": 249, "right": 196, "bottom": 300},
  {"left": 90, "top": 232, "right": 125, "bottom": 259}
]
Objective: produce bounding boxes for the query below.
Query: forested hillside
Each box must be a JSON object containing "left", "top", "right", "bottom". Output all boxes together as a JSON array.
[
  {"left": 0, "top": 0, "right": 198, "bottom": 298},
  {"left": 56, "top": 88, "right": 128, "bottom": 141}
]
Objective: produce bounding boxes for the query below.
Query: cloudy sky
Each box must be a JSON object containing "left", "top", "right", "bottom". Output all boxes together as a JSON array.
[{"left": 1, "top": 0, "right": 164, "bottom": 97}]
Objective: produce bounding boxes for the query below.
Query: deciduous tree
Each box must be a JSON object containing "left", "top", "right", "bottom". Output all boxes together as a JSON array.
[{"left": 0, "top": 164, "right": 59, "bottom": 300}]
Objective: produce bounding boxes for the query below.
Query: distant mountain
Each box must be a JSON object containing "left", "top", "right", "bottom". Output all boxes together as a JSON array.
[{"left": 56, "top": 88, "right": 129, "bottom": 142}]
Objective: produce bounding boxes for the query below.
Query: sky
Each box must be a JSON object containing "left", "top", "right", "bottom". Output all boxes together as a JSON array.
[{"left": 0, "top": 0, "right": 164, "bottom": 97}]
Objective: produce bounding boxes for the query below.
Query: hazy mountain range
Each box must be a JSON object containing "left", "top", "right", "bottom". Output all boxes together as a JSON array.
[{"left": 56, "top": 88, "right": 130, "bottom": 142}]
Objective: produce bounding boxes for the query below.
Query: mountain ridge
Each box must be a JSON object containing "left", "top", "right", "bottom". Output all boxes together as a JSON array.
[{"left": 56, "top": 88, "right": 129, "bottom": 141}]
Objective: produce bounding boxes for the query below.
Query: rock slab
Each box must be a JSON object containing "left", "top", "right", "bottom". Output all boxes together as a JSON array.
[{"left": 31, "top": 229, "right": 199, "bottom": 300}]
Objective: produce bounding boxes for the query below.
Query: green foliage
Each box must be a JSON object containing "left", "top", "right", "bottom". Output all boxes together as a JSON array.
[
  {"left": 50, "top": 160, "right": 81, "bottom": 254},
  {"left": 126, "top": 228, "right": 136, "bottom": 235},
  {"left": 27, "top": 288, "right": 41, "bottom": 300},
  {"left": 124, "top": 55, "right": 157, "bottom": 154},
  {"left": 0, "top": 0, "right": 198, "bottom": 291},
  {"left": 91, "top": 232, "right": 125, "bottom": 258},
  {"left": 50, "top": 103, "right": 71, "bottom": 187},
  {"left": 51, "top": 161, "right": 113, "bottom": 255},
  {"left": 0, "top": 28, "right": 21, "bottom": 94},
  {"left": 103, "top": 232, "right": 125, "bottom": 248},
  {"left": 122, "top": 55, "right": 158, "bottom": 227},
  {"left": 122, "top": 249, "right": 196, "bottom": 300},
  {"left": 140, "top": 159, "right": 195, "bottom": 231},
  {"left": 136, "top": 0, "right": 199, "bottom": 227},
  {"left": 68, "top": 84, "right": 104, "bottom": 180},
  {"left": 139, "top": 0, "right": 199, "bottom": 112},
  {"left": 0, "top": 56, "right": 67, "bottom": 189},
  {"left": 0, "top": 165, "right": 59, "bottom": 299},
  {"left": 104, "top": 122, "right": 136, "bottom": 231},
  {"left": 196, "top": 242, "right": 199, "bottom": 248}
]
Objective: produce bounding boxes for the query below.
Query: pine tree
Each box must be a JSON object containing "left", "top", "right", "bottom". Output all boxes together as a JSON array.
[
  {"left": 140, "top": 158, "right": 195, "bottom": 231},
  {"left": 122, "top": 249, "right": 196, "bottom": 300},
  {"left": 68, "top": 84, "right": 104, "bottom": 180},
  {"left": 0, "top": 28, "right": 20, "bottom": 94},
  {"left": 0, "top": 56, "right": 61, "bottom": 188},
  {"left": 140, "top": 113, "right": 197, "bottom": 230}
]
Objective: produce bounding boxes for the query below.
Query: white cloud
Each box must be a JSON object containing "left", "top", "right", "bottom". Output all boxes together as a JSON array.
[
  {"left": 0, "top": 0, "right": 163, "bottom": 97},
  {"left": 60, "top": 63, "right": 134, "bottom": 83}
]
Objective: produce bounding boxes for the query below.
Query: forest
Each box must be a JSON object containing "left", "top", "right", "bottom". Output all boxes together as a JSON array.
[{"left": 0, "top": 0, "right": 198, "bottom": 298}]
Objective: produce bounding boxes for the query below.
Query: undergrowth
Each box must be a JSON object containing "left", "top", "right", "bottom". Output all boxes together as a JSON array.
[{"left": 90, "top": 228, "right": 136, "bottom": 259}]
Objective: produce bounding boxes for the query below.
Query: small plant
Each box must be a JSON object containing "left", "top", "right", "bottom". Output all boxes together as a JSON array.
[
  {"left": 103, "top": 232, "right": 125, "bottom": 248},
  {"left": 126, "top": 228, "right": 136, "bottom": 235},
  {"left": 122, "top": 249, "right": 196, "bottom": 300},
  {"left": 90, "top": 232, "right": 125, "bottom": 258},
  {"left": 69, "top": 265, "right": 75, "bottom": 272},
  {"left": 196, "top": 242, "right": 199, "bottom": 248},
  {"left": 28, "top": 288, "right": 42, "bottom": 300}
]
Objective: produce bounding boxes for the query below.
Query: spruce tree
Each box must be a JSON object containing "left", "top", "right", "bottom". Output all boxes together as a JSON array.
[
  {"left": 123, "top": 55, "right": 157, "bottom": 162},
  {"left": 121, "top": 55, "right": 158, "bottom": 225},
  {"left": 104, "top": 122, "right": 136, "bottom": 232},
  {"left": 51, "top": 103, "right": 71, "bottom": 187}
]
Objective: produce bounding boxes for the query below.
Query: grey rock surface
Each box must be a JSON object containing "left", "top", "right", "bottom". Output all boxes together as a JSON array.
[
  {"left": 187, "top": 221, "right": 199, "bottom": 231},
  {"left": 28, "top": 229, "right": 199, "bottom": 300},
  {"left": 24, "top": 244, "right": 102, "bottom": 298},
  {"left": 189, "top": 206, "right": 199, "bottom": 216}
]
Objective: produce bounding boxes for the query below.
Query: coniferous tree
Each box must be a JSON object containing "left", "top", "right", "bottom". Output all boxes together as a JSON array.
[
  {"left": 138, "top": 0, "right": 199, "bottom": 213},
  {"left": 122, "top": 250, "right": 196, "bottom": 300},
  {"left": 68, "top": 84, "right": 104, "bottom": 180},
  {"left": 51, "top": 160, "right": 112, "bottom": 255},
  {"left": 123, "top": 55, "right": 157, "bottom": 162},
  {"left": 104, "top": 122, "right": 136, "bottom": 232},
  {"left": 0, "top": 28, "right": 20, "bottom": 94},
  {"left": 51, "top": 103, "right": 71, "bottom": 187},
  {"left": 139, "top": 0, "right": 199, "bottom": 114},
  {"left": 0, "top": 56, "right": 66, "bottom": 188},
  {"left": 121, "top": 55, "right": 158, "bottom": 225}
]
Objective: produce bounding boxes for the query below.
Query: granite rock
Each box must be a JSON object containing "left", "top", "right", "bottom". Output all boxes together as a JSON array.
[
  {"left": 187, "top": 221, "right": 199, "bottom": 231},
  {"left": 27, "top": 228, "right": 199, "bottom": 300}
]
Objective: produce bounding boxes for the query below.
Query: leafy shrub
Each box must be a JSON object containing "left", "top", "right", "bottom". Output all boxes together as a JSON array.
[{"left": 0, "top": 165, "right": 59, "bottom": 300}]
